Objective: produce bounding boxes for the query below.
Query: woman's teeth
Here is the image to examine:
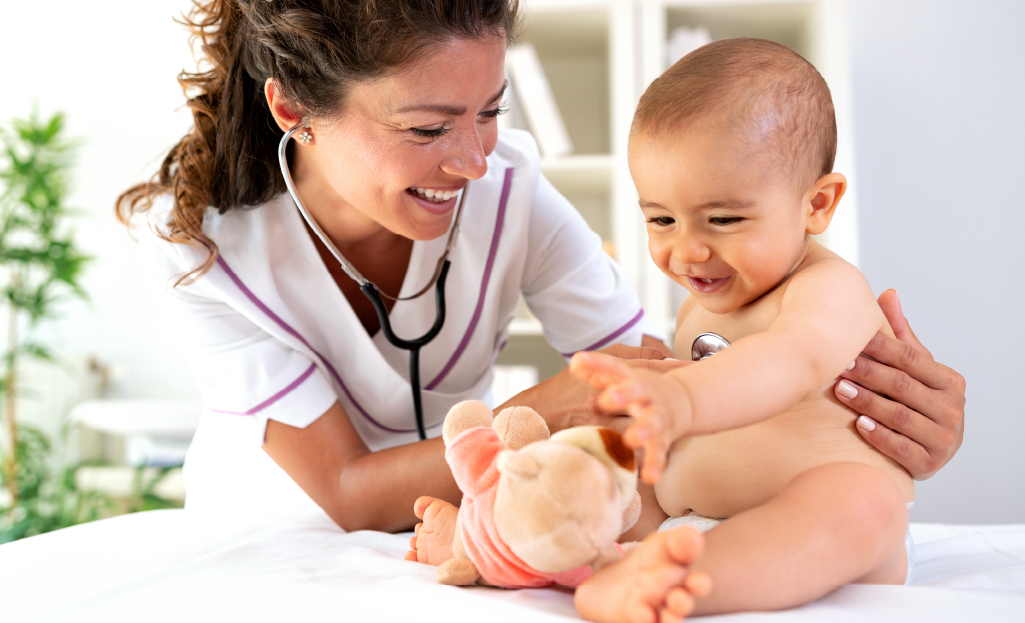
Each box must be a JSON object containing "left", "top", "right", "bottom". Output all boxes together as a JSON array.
[{"left": 410, "top": 187, "right": 459, "bottom": 203}]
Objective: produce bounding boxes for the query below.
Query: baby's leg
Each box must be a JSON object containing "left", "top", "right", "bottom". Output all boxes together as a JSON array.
[
  {"left": 577, "top": 462, "right": 908, "bottom": 621},
  {"left": 683, "top": 462, "right": 908, "bottom": 614}
]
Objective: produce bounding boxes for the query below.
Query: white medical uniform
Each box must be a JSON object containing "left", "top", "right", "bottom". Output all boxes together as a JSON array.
[{"left": 140, "top": 130, "right": 661, "bottom": 519}]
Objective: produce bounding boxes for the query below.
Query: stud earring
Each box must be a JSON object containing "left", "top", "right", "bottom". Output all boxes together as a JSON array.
[{"left": 298, "top": 131, "right": 312, "bottom": 144}]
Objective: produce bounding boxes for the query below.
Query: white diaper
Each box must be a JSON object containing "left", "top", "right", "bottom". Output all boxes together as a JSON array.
[{"left": 658, "top": 503, "right": 916, "bottom": 585}]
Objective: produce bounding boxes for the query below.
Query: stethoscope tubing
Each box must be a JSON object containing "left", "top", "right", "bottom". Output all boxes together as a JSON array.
[{"left": 278, "top": 120, "right": 457, "bottom": 441}]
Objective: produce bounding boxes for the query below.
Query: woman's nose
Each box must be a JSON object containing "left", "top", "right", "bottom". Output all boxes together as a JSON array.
[{"left": 440, "top": 127, "right": 488, "bottom": 180}]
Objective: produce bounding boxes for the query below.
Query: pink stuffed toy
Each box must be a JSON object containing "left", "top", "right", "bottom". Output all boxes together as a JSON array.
[{"left": 436, "top": 400, "right": 641, "bottom": 588}]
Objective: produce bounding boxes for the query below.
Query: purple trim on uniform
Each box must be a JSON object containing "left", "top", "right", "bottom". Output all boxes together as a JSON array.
[
  {"left": 559, "top": 308, "right": 646, "bottom": 358},
  {"left": 210, "top": 363, "right": 317, "bottom": 416},
  {"left": 215, "top": 256, "right": 414, "bottom": 434},
  {"left": 425, "top": 167, "right": 514, "bottom": 391}
]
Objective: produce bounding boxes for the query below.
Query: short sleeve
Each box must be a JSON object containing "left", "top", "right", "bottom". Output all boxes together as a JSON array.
[
  {"left": 521, "top": 175, "right": 666, "bottom": 356},
  {"left": 138, "top": 210, "right": 338, "bottom": 445},
  {"left": 162, "top": 287, "right": 338, "bottom": 445}
]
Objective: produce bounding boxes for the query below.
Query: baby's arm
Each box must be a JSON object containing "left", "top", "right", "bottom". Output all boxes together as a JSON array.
[
  {"left": 678, "top": 259, "right": 885, "bottom": 434},
  {"left": 571, "top": 259, "right": 885, "bottom": 482}
]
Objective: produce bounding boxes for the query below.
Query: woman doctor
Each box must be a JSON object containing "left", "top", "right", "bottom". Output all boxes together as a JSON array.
[{"left": 119, "top": 0, "right": 965, "bottom": 539}]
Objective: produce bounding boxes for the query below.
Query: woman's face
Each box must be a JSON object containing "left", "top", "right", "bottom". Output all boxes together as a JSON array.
[{"left": 295, "top": 36, "right": 508, "bottom": 243}]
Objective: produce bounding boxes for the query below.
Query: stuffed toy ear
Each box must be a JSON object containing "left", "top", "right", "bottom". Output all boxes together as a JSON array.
[
  {"left": 493, "top": 406, "right": 550, "bottom": 450},
  {"left": 442, "top": 400, "right": 495, "bottom": 446}
]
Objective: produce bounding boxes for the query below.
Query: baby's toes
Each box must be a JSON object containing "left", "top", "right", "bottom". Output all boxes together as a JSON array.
[
  {"left": 663, "top": 587, "right": 695, "bottom": 620},
  {"left": 626, "top": 600, "right": 658, "bottom": 623},
  {"left": 664, "top": 527, "right": 705, "bottom": 567}
]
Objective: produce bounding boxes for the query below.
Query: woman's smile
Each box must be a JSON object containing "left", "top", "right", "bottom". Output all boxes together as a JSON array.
[{"left": 405, "top": 185, "right": 463, "bottom": 215}]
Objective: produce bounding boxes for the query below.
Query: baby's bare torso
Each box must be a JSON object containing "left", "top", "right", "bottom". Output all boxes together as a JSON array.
[{"left": 656, "top": 279, "right": 915, "bottom": 520}]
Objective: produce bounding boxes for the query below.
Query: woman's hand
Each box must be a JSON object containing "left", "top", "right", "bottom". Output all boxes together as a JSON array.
[
  {"left": 503, "top": 340, "right": 689, "bottom": 434},
  {"left": 833, "top": 290, "right": 966, "bottom": 480}
]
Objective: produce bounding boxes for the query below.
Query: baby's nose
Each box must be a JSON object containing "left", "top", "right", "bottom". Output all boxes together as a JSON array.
[{"left": 673, "top": 239, "right": 712, "bottom": 266}]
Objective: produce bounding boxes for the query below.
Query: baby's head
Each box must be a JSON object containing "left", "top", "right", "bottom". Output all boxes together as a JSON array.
[{"left": 629, "top": 38, "right": 845, "bottom": 314}]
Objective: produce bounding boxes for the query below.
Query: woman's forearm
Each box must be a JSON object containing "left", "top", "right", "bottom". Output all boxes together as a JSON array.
[
  {"left": 263, "top": 402, "right": 460, "bottom": 534},
  {"left": 335, "top": 436, "right": 461, "bottom": 532}
]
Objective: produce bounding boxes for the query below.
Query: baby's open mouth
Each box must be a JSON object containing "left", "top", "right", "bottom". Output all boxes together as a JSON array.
[
  {"left": 407, "top": 187, "right": 459, "bottom": 204},
  {"left": 688, "top": 275, "right": 731, "bottom": 293}
]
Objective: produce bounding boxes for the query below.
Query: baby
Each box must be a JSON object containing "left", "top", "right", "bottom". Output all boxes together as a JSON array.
[{"left": 571, "top": 38, "right": 914, "bottom": 621}]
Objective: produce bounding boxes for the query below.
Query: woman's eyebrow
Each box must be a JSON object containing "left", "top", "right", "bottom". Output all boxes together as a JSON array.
[{"left": 393, "top": 82, "right": 508, "bottom": 116}]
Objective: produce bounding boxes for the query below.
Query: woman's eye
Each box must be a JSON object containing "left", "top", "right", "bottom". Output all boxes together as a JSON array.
[
  {"left": 648, "top": 216, "right": 675, "bottom": 227},
  {"left": 710, "top": 217, "right": 741, "bottom": 226},
  {"left": 479, "top": 105, "right": 508, "bottom": 120},
  {"left": 411, "top": 125, "right": 451, "bottom": 139}
]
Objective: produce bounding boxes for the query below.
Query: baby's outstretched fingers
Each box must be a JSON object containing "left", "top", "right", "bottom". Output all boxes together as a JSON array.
[
  {"left": 598, "top": 379, "right": 651, "bottom": 412},
  {"left": 570, "top": 351, "right": 634, "bottom": 390}
]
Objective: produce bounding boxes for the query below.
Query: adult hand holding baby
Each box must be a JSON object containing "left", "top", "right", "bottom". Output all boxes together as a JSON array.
[{"left": 834, "top": 289, "right": 966, "bottom": 480}]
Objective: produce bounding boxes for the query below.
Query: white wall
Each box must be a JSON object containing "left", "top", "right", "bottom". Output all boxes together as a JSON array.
[
  {"left": 849, "top": 0, "right": 1025, "bottom": 523},
  {"left": 0, "top": 1, "right": 201, "bottom": 411}
]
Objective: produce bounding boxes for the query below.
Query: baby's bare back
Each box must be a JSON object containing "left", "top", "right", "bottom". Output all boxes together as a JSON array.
[{"left": 656, "top": 275, "right": 914, "bottom": 520}]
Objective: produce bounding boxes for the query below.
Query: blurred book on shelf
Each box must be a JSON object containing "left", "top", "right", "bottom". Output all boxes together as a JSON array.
[
  {"left": 505, "top": 43, "right": 573, "bottom": 158},
  {"left": 492, "top": 365, "right": 540, "bottom": 407},
  {"left": 666, "top": 26, "right": 712, "bottom": 69}
]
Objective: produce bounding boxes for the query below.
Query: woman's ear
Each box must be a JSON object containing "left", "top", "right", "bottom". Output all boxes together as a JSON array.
[
  {"left": 264, "top": 79, "right": 305, "bottom": 132},
  {"left": 804, "top": 172, "right": 848, "bottom": 235}
]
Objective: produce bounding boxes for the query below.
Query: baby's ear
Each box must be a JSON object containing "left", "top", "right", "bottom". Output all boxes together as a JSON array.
[{"left": 805, "top": 172, "right": 847, "bottom": 235}]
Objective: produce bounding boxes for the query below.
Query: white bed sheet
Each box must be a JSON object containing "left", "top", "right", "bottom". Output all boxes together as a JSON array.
[{"left": 2, "top": 510, "right": 1023, "bottom": 623}]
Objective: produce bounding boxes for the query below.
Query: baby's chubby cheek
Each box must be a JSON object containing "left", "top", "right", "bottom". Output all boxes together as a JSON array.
[{"left": 667, "top": 255, "right": 688, "bottom": 278}]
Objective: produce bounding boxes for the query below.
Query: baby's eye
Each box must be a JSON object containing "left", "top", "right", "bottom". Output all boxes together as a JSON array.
[
  {"left": 411, "top": 124, "right": 452, "bottom": 139},
  {"left": 648, "top": 216, "right": 675, "bottom": 227},
  {"left": 709, "top": 217, "right": 742, "bottom": 226}
]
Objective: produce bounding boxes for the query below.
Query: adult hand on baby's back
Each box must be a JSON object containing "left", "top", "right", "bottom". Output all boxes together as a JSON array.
[{"left": 833, "top": 289, "right": 966, "bottom": 480}]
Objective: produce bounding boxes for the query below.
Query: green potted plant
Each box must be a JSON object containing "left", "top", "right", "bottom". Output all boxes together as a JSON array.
[{"left": 0, "top": 109, "right": 104, "bottom": 542}]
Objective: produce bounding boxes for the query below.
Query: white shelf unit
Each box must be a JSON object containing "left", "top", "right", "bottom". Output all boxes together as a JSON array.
[
  {"left": 501, "top": 0, "right": 857, "bottom": 371},
  {"left": 498, "top": 0, "right": 639, "bottom": 380}
]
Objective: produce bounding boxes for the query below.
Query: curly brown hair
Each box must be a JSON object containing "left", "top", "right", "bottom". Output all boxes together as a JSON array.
[{"left": 117, "top": 0, "right": 519, "bottom": 284}]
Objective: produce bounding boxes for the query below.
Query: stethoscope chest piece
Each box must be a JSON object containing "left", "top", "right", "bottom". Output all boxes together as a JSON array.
[{"left": 691, "top": 332, "right": 731, "bottom": 361}]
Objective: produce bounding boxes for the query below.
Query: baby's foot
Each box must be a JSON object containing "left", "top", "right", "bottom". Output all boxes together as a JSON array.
[
  {"left": 575, "top": 527, "right": 712, "bottom": 623},
  {"left": 403, "top": 496, "right": 458, "bottom": 567}
]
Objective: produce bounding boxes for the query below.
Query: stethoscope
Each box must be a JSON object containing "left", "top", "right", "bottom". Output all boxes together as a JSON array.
[
  {"left": 278, "top": 120, "right": 467, "bottom": 440},
  {"left": 692, "top": 332, "right": 730, "bottom": 360}
]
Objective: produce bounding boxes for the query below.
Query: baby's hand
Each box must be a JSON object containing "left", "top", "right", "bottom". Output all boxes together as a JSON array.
[{"left": 569, "top": 351, "right": 693, "bottom": 484}]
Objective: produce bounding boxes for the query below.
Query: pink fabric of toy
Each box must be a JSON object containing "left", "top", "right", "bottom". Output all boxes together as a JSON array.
[{"left": 446, "top": 426, "right": 596, "bottom": 588}]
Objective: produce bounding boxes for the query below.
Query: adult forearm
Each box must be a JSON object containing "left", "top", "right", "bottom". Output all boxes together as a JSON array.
[{"left": 334, "top": 435, "right": 461, "bottom": 532}]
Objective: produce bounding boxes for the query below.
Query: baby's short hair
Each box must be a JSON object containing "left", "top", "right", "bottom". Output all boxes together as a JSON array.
[{"left": 632, "top": 38, "right": 836, "bottom": 193}]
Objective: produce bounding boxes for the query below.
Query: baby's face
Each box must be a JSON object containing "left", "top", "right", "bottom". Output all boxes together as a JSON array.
[{"left": 629, "top": 127, "right": 812, "bottom": 314}]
